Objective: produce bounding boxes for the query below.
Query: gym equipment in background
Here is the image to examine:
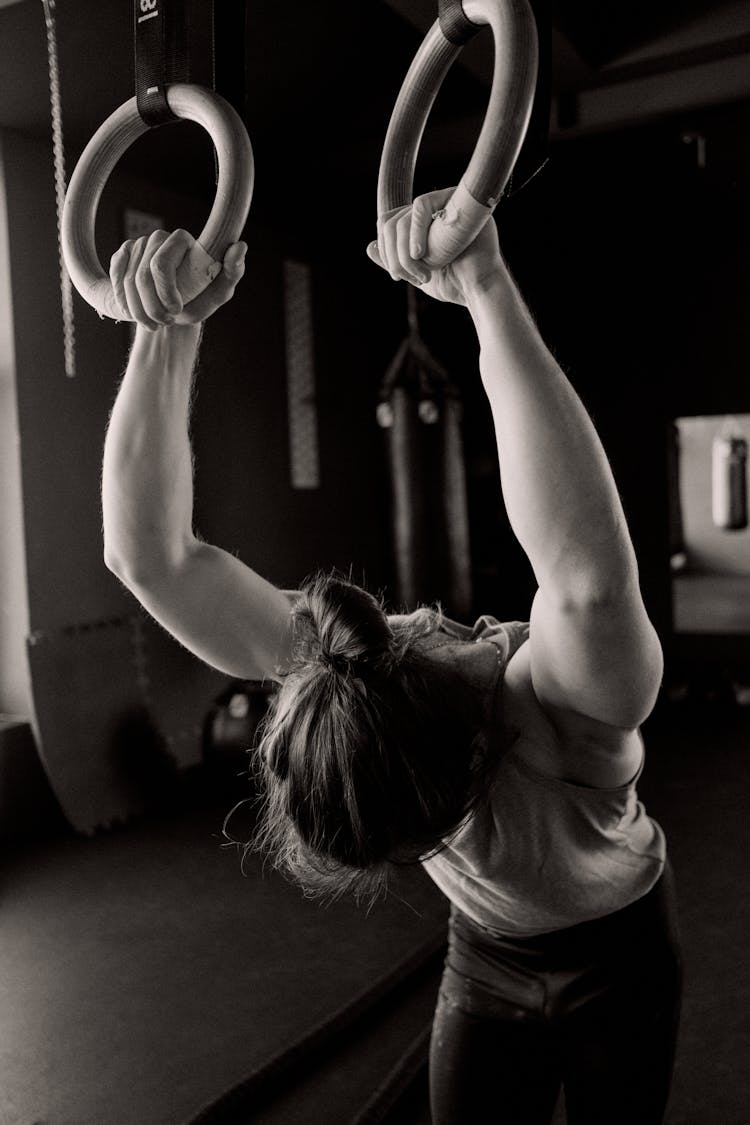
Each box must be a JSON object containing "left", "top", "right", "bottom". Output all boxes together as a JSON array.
[
  {"left": 377, "top": 287, "right": 473, "bottom": 618},
  {"left": 61, "top": 0, "right": 253, "bottom": 322},
  {"left": 376, "top": 0, "right": 540, "bottom": 616},
  {"left": 377, "top": 0, "right": 538, "bottom": 266}
]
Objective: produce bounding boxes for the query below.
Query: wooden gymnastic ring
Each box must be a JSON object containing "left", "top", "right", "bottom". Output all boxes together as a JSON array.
[
  {"left": 377, "top": 0, "right": 538, "bottom": 267},
  {"left": 61, "top": 84, "right": 254, "bottom": 321}
]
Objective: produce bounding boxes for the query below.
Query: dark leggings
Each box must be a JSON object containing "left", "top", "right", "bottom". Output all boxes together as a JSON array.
[{"left": 429, "top": 864, "right": 682, "bottom": 1125}]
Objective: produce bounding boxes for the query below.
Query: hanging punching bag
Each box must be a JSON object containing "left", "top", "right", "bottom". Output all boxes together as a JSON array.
[
  {"left": 380, "top": 377, "right": 473, "bottom": 616},
  {"left": 382, "top": 386, "right": 427, "bottom": 610}
]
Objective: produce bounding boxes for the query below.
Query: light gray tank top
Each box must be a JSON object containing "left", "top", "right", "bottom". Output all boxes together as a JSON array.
[{"left": 420, "top": 616, "right": 666, "bottom": 937}]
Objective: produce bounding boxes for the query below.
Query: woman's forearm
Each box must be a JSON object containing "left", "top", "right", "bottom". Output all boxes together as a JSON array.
[
  {"left": 464, "top": 265, "right": 638, "bottom": 602},
  {"left": 102, "top": 323, "right": 203, "bottom": 583}
]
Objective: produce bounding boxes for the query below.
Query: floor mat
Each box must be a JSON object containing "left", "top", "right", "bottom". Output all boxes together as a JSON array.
[{"left": 0, "top": 799, "right": 448, "bottom": 1125}]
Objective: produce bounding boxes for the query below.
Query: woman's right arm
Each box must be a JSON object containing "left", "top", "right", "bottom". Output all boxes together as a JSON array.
[{"left": 102, "top": 229, "right": 295, "bottom": 682}]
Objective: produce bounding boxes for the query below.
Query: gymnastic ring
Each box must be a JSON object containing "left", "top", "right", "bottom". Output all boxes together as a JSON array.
[
  {"left": 61, "top": 84, "right": 254, "bottom": 321},
  {"left": 377, "top": 0, "right": 538, "bottom": 268}
]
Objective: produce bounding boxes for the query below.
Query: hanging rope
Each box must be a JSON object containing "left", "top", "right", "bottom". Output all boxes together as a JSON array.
[{"left": 42, "top": 0, "right": 76, "bottom": 378}]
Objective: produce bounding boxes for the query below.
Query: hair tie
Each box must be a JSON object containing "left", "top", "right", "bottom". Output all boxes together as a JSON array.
[
  {"left": 318, "top": 650, "right": 350, "bottom": 676},
  {"left": 317, "top": 647, "right": 397, "bottom": 678}
]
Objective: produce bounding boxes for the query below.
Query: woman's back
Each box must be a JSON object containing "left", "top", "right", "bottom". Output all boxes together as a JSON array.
[{"left": 420, "top": 616, "right": 666, "bottom": 937}]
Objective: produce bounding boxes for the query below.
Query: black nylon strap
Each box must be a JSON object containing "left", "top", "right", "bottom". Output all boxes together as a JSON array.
[
  {"left": 438, "top": 0, "right": 480, "bottom": 46},
  {"left": 134, "top": 0, "right": 214, "bottom": 127},
  {"left": 135, "top": 0, "right": 176, "bottom": 126}
]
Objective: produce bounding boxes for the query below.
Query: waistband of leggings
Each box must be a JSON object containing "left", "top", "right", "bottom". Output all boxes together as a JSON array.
[{"left": 450, "top": 858, "right": 678, "bottom": 958}]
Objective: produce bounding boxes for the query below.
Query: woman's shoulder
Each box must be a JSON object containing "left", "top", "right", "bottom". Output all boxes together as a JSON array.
[{"left": 501, "top": 640, "right": 644, "bottom": 790}]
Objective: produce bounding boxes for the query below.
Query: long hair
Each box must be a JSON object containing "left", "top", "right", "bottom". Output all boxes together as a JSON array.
[{"left": 233, "top": 572, "right": 494, "bottom": 904}]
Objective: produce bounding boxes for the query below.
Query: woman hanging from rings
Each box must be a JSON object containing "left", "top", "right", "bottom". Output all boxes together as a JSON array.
[{"left": 101, "top": 194, "right": 681, "bottom": 1123}]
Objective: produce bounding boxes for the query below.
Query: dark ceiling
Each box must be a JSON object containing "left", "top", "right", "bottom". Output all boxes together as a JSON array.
[{"left": 554, "top": 0, "right": 725, "bottom": 67}]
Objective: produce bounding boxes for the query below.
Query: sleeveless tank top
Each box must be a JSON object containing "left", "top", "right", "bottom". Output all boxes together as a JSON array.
[{"left": 420, "top": 615, "right": 667, "bottom": 937}]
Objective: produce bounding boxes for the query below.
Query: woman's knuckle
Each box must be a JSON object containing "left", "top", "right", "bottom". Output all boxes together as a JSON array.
[{"left": 150, "top": 255, "right": 169, "bottom": 279}]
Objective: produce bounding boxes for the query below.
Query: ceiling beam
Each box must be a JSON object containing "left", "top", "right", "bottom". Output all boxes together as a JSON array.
[{"left": 556, "top": 49, "right": 750, "bottom": 138}]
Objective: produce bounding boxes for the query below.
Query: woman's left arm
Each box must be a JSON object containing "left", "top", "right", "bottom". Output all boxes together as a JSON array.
[
  {"left": 371, "top": 192, "right": 664, "bottom": 741},
  {"left": 465, "top": 265, "right": 663, "bottom": 734}
]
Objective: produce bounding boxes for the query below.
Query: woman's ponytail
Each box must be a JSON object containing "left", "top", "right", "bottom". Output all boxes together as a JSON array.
[{"left": 246, "top": 572, "right": 484, "bottom": 904}]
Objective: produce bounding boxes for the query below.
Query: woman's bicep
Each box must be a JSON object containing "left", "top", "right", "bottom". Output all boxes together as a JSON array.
[
  {"left": 528, "top": 585, "right": 664, "bottom": 730},
  {"left": 121, "top": 543, "right": 297, "bottom": 682}
]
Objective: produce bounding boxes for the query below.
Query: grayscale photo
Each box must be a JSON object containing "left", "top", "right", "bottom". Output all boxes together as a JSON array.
[{"left": 1, "top": 1, "right": 748, "bottom": 1123}]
